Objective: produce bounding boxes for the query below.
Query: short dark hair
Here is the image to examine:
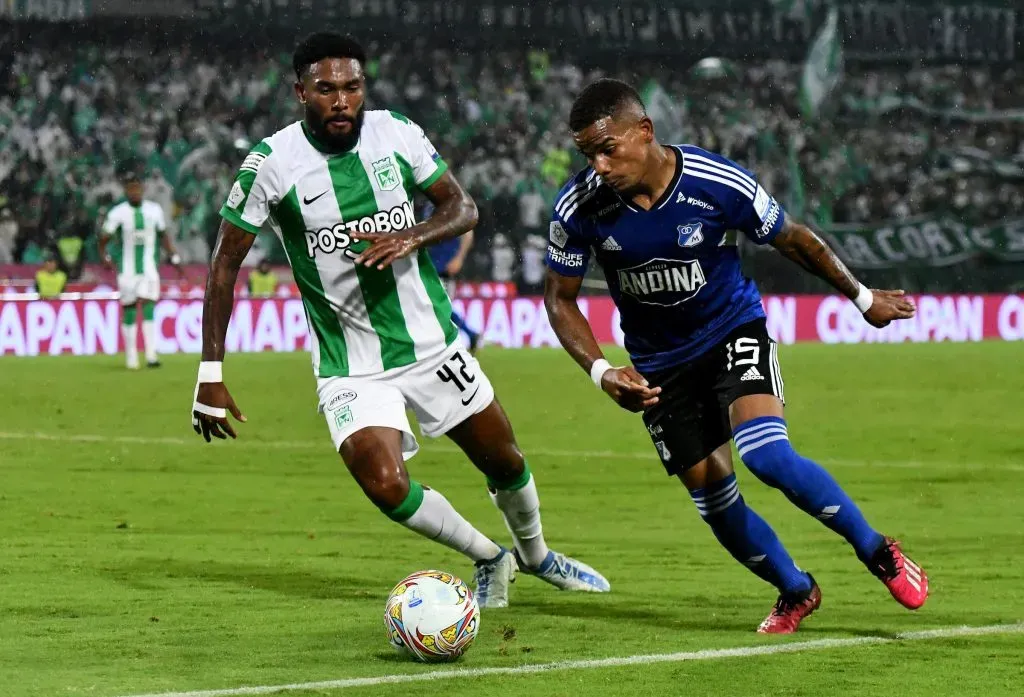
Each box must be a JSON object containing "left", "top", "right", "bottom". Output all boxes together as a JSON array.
[
  {"left": 293, "top": 32, "right": 366, "bottom": 80},
  {"left": 569, "top": 78, "right": 646, "bottom": 132},
  {"left": 118, "top": 165, "right": 142, "bottom": 184}
]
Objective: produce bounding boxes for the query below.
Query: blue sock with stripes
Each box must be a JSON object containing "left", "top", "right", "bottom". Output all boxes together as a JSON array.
[
  {"left": 690, "top": 473, "right": 812, "bottom": 593},
  {"left": 733, "top": 416, "right": 885, "bottom": 561}
]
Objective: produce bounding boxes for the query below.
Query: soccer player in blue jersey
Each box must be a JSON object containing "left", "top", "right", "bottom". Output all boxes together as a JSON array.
[
  {"left": 424, "top": 200, "right": 481, "bottom": 353},
  {"left": 544, "top": 79, "right": 929, "bottom": 633}
]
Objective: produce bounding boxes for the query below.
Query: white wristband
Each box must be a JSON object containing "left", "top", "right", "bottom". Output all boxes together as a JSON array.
[
  {"left": 589, "top": 358, "right": 612, "bottom": 388},
  {"left": 852, "top": 283, "right": 874, "bottom": 314},
  {"left": 197, "top": 361, "right": 223, "bottom": 383}
]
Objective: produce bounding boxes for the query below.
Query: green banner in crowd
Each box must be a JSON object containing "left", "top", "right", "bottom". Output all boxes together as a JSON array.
[
  {"left": 821, "top": 217, "right": 1024, "bottom": 269},
  {"left": 843, "top": 94, "right": 1024, "bottom": 123},
  {"left": 931, "top": 149, "right": 1024, "bottom": 180},
  {"left": 0, "top": 0, "right": 89, "bottom": 19}
]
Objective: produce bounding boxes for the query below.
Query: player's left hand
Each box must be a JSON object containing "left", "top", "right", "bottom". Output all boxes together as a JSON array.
[
  {"left": 864, "top": 289, "right": 916, "bottom": 328},
  {"left": 352, "top": 230, "right": 422, "bottom": 270}
]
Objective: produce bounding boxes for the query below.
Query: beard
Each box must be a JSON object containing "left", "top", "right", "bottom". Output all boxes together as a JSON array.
[{"left": 307, "top": 104, "right": 365, "bottom": 153}]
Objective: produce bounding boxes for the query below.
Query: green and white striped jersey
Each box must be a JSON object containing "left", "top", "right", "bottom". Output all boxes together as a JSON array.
[
  {"left": 102, "top": 200, "right": 167, "bottom": 276},
  {"left": 219, "top": 111, "right": 459, "bottom": 378}
]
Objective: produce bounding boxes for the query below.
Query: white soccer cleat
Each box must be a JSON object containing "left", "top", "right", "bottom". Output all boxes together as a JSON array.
[
  {"left": 516, "top": 550, "right": 611, "bottom": 593},
  {"left": 472, "top": 547, "right": 517, "bottom": 609}
]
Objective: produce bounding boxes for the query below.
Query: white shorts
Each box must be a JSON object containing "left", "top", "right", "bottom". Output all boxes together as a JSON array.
[
  {"left": 316, "top": 343, "right": 495, "bottom": 460},
  {"left": 118, "top": 273, "right": 160, "bottom": 305}
]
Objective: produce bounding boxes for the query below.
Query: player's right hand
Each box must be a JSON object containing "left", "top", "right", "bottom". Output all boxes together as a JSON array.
[
  {"left": 600, "top": 367, "right": 661, "bottom": 413},
  {"left": 192, "top": 382, "right": 247, "bottom": 442}
]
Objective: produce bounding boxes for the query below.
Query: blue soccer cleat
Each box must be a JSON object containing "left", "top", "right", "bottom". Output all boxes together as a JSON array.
[
  {"left": 515, "top": 549, "right": 611, "bottom": 593},
  {"left": 473, "top": 547, "right": 517, "bottom": 609}
]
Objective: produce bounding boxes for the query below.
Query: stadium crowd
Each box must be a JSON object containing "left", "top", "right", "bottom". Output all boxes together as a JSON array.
[{"left": 1, "top": 28, "right": 1022, "bottom": 281}]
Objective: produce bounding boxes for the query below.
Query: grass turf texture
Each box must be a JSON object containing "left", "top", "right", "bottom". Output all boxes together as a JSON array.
[{"left": 1, "top": 342, "right": 1022, "bottom": 696}]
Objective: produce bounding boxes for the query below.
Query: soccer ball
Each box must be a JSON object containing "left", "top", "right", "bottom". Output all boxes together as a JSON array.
[{"left": 384, "top": 570, "right": 480, "bottom": 663}]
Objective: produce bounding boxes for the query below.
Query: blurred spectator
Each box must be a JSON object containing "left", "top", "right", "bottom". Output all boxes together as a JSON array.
[
  {"left": 490, "top": 233, "right": 516, "bottom": 283},
  {"left": 519, "top": 234, "right": 547, "bottom": 296},
  {"left": 0, "top": 207, "right": 17, "bottom": 263},
  {"left": 247, "top": 259, "right": 279, "bottom": 298},
  {"left": 34, "top": 255, "right": 66, "bottom": 298},
  {"left": 0, "top": 25, "right": 1020, "bottom": 281}
]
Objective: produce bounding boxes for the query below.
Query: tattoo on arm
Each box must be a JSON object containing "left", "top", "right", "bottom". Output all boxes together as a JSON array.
[
  {"left": 202, "top": 221, "right": 256, "bottom": 361},
  {"left": 543, "top": 269, "right": 605, "bottom": 372},
  {"left": 770, "top": 218, "right": 860, "bottom": 299}
]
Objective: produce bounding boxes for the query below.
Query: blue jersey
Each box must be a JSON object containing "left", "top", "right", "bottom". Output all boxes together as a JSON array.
[
  {"left": 428, "top": 238, "right": 461, "bottom": 274},
  {"left": 546, "top": 145, "right": 786, "bottom": 371},
  {"left": 422, "top": 199, "right": 460, "bottom": 274}
]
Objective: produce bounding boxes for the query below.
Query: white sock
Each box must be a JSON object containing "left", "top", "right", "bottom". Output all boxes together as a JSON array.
[
  {"left": 141, "top": 320, "right": 157, "bottom": 363},
  {"left": 122, "top": 323, "right": 139, "bottom": 368},
  {"left": 400, "top": 487, "right": 501, "bottom": 562},
  {"left": 489, "top": 472, "right": 550, "bottom": 568}
]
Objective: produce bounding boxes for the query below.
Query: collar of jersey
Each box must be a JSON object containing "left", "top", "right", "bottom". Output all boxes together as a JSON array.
[
  {"left": 301, "top": 121, "right": 359, "bottom": 156},
  {"left": 619, "top": 145, "right": 684, "bottom": 213}
]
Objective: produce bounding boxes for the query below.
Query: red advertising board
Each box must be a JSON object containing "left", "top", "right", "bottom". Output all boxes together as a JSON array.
[{"left": 1, "top": 294, "right": 1022, "bottom": 357}]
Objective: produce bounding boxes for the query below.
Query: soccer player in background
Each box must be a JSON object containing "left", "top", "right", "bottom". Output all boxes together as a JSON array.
[
  {"left": 424, "top": 198, "right": 481, "bottom": 353},
  {"left": 247, "top": 258, "right": 279, "bottom": 298},
  {"left": 544, "top": 79, "right": 928, "bottom": 633},
  {"left": 99, "top": 170, "right": 181, "bottom": 369},
  {"left": 191, "top": 33, "right": 609, "bottom": 607}
]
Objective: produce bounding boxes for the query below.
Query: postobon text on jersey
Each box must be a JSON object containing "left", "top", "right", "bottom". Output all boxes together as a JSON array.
[{"left": 303, "top": 201, "right": 416, "bottom": 259}]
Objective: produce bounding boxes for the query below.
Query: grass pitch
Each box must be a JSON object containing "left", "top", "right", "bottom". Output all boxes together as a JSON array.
[{"left": 1, "top": 342, "right": 1022, "bottom": 696}]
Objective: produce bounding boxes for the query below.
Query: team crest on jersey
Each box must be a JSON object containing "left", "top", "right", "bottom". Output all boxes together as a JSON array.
[
  {"left": 372, "top": 157, "right": 401, "bottom": 191},
  {"left": 617, "top": 258, "right": 707, "bottom": 307},
  {"left": 677, "top": 222, "right": 704, "bottom": 248},
  {"left": 334, "top": 405, "right": 354, "bottom": 429},
  {"left": 654, "top": 441, "right": 672, "bottom": 462}
]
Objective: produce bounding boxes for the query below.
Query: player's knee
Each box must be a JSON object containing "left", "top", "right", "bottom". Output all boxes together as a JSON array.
[
  {"left": 360, "top": 469, "right": 410, "bottom": 511},
  {"left": 734, "top": 416, "right": 794, "bottom": 487},
  {"left": 340, "top": 430, "right": 410, "bottom": 509},
  {"left": 468, "top": 440, "right": 526, "bottom": 489},
  {"left": 486, "top": 446, "right": 526, "bottom": 483},
  {"left": 485, "top": 454, "right": 531, "bottom": 493},
  {"left": 342, "top": 452, "right": 409, "bottom": 510}
]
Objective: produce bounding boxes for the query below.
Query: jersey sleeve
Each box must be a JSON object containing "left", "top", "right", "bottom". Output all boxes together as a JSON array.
[
  {"left": 101, "top": 207, "right": 122, "bottom": 237},
  {"left": 719, "top": 159, "right": 787, "bottom": 245},
  {"left": 219, "top": 141, "right": 280, "bottom": 235},
  {"left": 544, "top": 206, "right": 591, "bottom": 277},
  {"left": 152, "top": 204, "right": 167, "bottom": 233},
  {"left": 391, "top": 112, "right": 449, "bottom": 191}
]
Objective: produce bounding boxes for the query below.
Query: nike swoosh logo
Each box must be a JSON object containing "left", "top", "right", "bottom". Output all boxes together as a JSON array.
[
  {"left": 460, "top": 385, "right": 481, "bottom": 406},
  {"left": 303, "top": 190, "right": 329, "bottom": 205}
]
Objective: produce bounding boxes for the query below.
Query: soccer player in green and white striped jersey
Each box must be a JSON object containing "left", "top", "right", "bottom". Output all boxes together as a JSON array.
[
  {"left": 190, "top": 33, "right": 609, "bottom": 607},
  {"left": 99, "top": 171, "right": 182, "bottom": 370}
]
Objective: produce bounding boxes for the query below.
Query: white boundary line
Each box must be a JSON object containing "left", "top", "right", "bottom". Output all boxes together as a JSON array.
[
  {"left": 4, "top": 430, "right": 1020, "bottom": 692},
  {"left": 2, "top": 430, "right": 1022, "bottom": 472},
  {"left": 115, "top": 623, "right": 1024, "bottom": 697}
]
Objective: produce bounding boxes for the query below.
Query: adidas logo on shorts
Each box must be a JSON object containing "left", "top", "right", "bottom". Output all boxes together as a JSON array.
[{"left": 740, "top": 366, "right": 764, "bottom": 381}]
